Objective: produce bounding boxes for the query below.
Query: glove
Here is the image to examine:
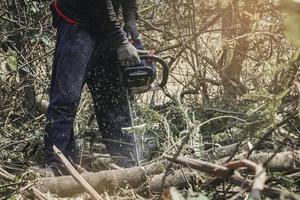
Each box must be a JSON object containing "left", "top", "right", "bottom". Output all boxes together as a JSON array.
[{"left": 117, "top": 40, "right": 140, "bottom": 66}]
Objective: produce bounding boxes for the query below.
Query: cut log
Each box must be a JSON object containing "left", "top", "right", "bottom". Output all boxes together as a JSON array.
[
  {"left": 34, "top": 162, "right": 163, "bottom": 197},
  {"left": 149, "top": 168, "right": 197, "bottom": 193},
  {"left": 249, "top": 151, "right": 300, "bottom": 171},
  {"left": 217, "top": 151, "right": 300, "bottom": 172}
]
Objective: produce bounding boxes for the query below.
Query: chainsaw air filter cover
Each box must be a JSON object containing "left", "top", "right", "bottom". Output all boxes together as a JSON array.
[
  {"left": 122, "top": 64, "right": 156, "bottom": 93},
  {"left": 120, "top": 50, "right": 169, "bottom": 94}
]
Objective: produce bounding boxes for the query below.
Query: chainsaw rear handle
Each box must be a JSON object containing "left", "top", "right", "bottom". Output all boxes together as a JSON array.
[{"left": 137, "top": 50, "right": 169, "bottom": 90}]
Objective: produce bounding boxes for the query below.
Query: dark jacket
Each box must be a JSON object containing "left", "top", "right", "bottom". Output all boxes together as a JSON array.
[{"left": 51, "top": 0, "right": 137, "bottom": 48}]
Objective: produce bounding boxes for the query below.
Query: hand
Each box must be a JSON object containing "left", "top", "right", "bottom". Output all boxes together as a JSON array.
[{"left": 117, "top": 40, "right": 140, "bottom": 66}]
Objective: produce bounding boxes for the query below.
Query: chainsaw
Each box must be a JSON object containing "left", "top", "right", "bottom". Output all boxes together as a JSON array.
[
  {"left": 120, "top": 49, "right": 169, "bottom": 94},
  {"left": 119, "top": 49, "right": 169, "bottom": 165}
]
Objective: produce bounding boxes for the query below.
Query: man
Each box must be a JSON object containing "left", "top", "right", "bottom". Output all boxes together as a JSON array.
[{"left": 45, "top": 0, "right": 141, "bottom": 175}]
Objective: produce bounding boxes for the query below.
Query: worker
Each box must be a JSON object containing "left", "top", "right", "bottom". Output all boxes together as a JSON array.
[{"left": 45, "top": 0, "right": 141, "bottom": 175}]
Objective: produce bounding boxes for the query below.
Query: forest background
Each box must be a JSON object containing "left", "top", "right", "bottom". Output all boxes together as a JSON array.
[{"left": 0, "top": 0, "right": 300, "bottom": 199}]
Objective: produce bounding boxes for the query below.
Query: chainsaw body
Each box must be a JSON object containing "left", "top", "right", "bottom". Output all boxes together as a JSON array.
[
  {"left": 119, "top": 46, "right": 169, "bottom": 166},
  {"left": 120, "top": 50, "right": 169, "bottom": 93}
]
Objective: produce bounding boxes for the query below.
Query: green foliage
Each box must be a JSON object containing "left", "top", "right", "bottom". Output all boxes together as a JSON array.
[
  {"left": 6, "top": 55, "right": 17, "bottom": 71},
  {"left": 282, "top": 0, "right": 300, "bottom": 48},
  {"left": 139, "top": 105, "right": 161, "bottom": 125},
  {"left": 212, "top": 132, "right": 231, "bottom": 143},
  {"left": 1, "top": 0, "right": 300, "bottom": 198},
  {"left": 243, "top": 88, "right": 289, "bottom": 125}
]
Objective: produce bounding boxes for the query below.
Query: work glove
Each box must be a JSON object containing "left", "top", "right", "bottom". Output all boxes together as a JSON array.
[{"left": 117, "top": 40, "right": 140, "bottom": 66}]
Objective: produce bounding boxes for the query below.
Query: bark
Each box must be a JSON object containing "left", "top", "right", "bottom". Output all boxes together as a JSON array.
[
  {"left": 19, "top": 69, "right": 36, "bottom": 118},
  {"left": 249, "top": 151, "right": 300, "bottom": 171},
  {"left": 34, "top": 163, "right": 163, "bottom": 197},
  {"left": 53, "top": 145, "right": 103, "bottom": 200},
  {"left": 149, "top": 168, "right": 197, "bottom": 193},
  {"left": 269, "top": 55, "right": 300, "bottom": 94},
  {"left": 204, "top": 141, "right": 252, "bottom": 160},
  {"left": 218, "top": 0, "right": 253, "bottom": 96},
  {"left": 216, "top": 151, "right": 300, "bottom": 172}
]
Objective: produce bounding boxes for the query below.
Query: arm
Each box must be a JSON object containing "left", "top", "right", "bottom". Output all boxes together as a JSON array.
[
  {"left": 122, "top": 0, "right": 139, "bottom": 39},
  {"left": 103, "top": 0, "right": 128, "bottom": 48},
  {"left": 105, "top": 0, "right": 140, "bottom": 66}
]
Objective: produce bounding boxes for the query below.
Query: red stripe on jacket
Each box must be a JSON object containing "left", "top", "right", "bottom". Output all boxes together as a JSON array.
[{"left": 54, "top": 0, "right": 79, "bottom": 25}]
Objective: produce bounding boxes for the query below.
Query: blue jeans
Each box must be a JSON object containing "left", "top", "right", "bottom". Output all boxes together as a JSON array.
[{"left": 44, "top": 20, "right": 136, "bottom": 167}]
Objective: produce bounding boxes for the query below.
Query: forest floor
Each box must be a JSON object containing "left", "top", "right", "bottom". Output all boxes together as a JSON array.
[{"left": 0, "top": 100, "right": 300, "bottom": 200}]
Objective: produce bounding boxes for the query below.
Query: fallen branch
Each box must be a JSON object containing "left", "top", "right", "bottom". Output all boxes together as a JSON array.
[
  {"left": 249, "top": 151, "right": 300, "bottom": 171},
  {"left": 165, "top": 155, "right": 282, "bottom": 198},
  {"left": 225, "top": 160, "right": 267, "bottom": 199},
  {"left": 32, "top": 187, "right": 51, "bottom": 200},
  {"left": 0, "top": 166, "right": 15, "bottom": 181},
  {"left": 53, "top": 145, "right": 103, "bottom": 200},
  {"left": 34, "top": 162, "right": 163, "bottom": 197},
  {"left": 247, "top": 112, "right": 298, "bottom": 158},
  {"left": 250, "top": 164, "right": 266, "bottom": 200},
  {"left": 217, "top": 151, "right": 300, "bottom": 172}
]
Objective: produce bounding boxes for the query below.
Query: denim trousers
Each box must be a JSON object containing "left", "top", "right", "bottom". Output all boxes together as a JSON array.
[{"left": 44, "top": 20, "right": 137, "bottom": 167}]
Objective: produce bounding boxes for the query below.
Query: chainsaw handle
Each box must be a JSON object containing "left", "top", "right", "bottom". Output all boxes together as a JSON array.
[{"left": 138, "top": 51, "right": 169, "bottom": 90}]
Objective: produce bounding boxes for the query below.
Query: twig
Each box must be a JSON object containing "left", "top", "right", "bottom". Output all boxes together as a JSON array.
[
  {"left": 294, "top": 81, "right": 300, "bottom": 94},
  {"left": 53, "top": 145, "right": 104, "bottom": 200},
  {"left": 247, "top": 112, "right": 297, "bottom": 158},
  {"left": 250, "top": 164, "right": 266, "bottom": 200},
  {"left": 165, "top": 155, "right": 233, "bottom": 177}
]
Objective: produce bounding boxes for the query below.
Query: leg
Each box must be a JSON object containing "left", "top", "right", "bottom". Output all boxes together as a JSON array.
[
  {"left": 86, "top": 48, "right": 136, "bottom": 167},
  {"left": 45, "top": 20, "right": 95, "bottom": 168}
]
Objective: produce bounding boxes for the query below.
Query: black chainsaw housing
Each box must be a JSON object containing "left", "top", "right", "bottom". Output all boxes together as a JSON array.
[
  {"left": 120, "top": 51, "right": 169, "bottom": 93},
  {"left": 122, "top": 65, "right": 156, "bottom": 88}
]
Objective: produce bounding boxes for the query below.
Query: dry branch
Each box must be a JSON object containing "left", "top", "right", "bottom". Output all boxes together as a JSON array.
[
  {"left": 165, "top": 155, "right": 282, "bottom": 198},
  {"left": 53, "top": 145, "right": 103, "bottom": 200},
  {"left": 249, "top": 151, "right": 300, "bottom": 171},
  {"left": 250, "top": 164, "right": 266, "bottom": 200},
  {"left": 32, "top": 187, "right": 51, "bottom": 200},
  {"left": 0, "top": 166, "right": 15, "bottom": 181}
]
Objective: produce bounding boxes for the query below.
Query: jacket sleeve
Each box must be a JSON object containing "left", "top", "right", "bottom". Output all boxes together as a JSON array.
[
  {"left": 122, "top": 0, "right": 138, "bottom": 22},
  {"left": 102, "top": 0, "right": 128, "bottom": 48}
]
